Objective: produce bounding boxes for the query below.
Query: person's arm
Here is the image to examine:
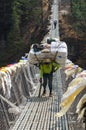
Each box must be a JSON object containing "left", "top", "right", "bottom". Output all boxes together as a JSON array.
[{"left": 52, "top": 62, "right": 60, "bottom": 72}]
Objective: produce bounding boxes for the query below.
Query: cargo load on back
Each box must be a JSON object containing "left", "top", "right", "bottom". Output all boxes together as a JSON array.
[{"left": 28, "top": 38, "right": 68, "bottom": 67}]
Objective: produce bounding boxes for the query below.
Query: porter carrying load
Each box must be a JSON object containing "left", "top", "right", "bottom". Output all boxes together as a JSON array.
[{"left": 28, "top": 38, "right": 68, "bottom": 67}]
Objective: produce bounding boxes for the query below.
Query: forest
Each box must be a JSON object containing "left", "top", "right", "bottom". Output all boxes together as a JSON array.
[
  {"left": 0, "top": 0, "right": 86, "bottom": 67},
  {"left": 71, "top": 0, "right": 86, "bottom": 37}
]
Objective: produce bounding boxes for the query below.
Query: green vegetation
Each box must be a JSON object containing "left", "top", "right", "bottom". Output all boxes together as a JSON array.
[
  {"left": 71, "top": 0, "right": 86, "bottom": 35},
  {"left": 0, "top": 0, "right": 47, "bottom": 67}
]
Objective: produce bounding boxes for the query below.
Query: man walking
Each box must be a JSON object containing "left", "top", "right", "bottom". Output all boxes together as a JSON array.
[
  {"left": 40, "top": 59, "right": 60, "bottom": 97},
  {"left": 53, "top": 20, "right": 57, "bottom": 29}
]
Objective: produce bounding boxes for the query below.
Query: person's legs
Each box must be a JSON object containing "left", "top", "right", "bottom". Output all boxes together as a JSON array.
[
  {"left": 54, "top": 21, "right": 57, "bottom": 29},
  {"left": 43, "top": 74, "right": 47, "bottom": 94},
  {"left": 48, "top": 73, "right": 53, "bottom": 95}
]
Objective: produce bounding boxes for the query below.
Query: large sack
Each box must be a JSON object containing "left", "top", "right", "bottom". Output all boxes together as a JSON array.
[{"left": 28, "top": 41, "right": 68, "bottom": 67}]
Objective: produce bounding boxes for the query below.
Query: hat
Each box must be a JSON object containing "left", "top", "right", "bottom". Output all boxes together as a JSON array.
[{"left": 43, "top": 59, "right": 51, "bottom": 63}]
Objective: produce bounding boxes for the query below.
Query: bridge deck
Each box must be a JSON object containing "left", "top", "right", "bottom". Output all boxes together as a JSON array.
[{"left": 11, "top": 70, "right": 69, "bottom": 130}]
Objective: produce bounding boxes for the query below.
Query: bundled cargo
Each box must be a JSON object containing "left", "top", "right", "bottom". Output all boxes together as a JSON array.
[
  {"left": 64, "top": 60, "right": 83, "bottom": 80},
  {"left": 76, "top": 94, "right": 86, "bottom": 120},
  {"left": 28, "top": 38, "right": 68, "bottom": 67},
  {"left": 51, "top": 41, "right": 68, "bottom": 67},
  {"left": 56, "top": 76, "right": 86, "bottom": 117}
]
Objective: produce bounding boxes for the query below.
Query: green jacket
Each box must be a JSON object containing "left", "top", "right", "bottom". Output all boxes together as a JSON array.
[{"left": 40, "top": 62, "right": 60, "bottom": 78}]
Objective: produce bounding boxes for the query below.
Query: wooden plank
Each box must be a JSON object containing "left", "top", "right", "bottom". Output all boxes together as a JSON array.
[
  {"left": 37, "top": 97, "right": 48, "bottom": 130},
  {"left": 17, "top": 100, "right": 36, "bottom": 130},
  {"left": 46, "top": 98, "right": 52, "bottom": 130},
  {"left": 43, "top": 97, "right": 52, "bottom": 130},
  {"left": 39, "top": 97, "right": 49, "bottom": 130},
  {"left": 24, "top": 97, "right": 40, "bottom": 130},
  {"left": 11, "top": 102, "right": 31, "bottom": 130},
  {"left": 52, "top": 95, "right": 57, "bottom": 130},
  {"left": 30, "top": 98, "right": 45, "bottom": 130}
]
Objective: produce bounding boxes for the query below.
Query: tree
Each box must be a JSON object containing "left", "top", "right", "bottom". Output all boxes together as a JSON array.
[
  {"left": 71, "top": 0, "right": 86, "bottom": 34},
  {"left": 0, "top": 0, "right": 46, "bottom": 66}
]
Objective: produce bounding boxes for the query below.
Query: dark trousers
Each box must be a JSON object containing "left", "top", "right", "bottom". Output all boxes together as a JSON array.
[
  {"left": 43, "top": 73, "right": 53, "bottom": 93},
  {"left": 54, "top": 21, "right": 57, "bottom": 29}
]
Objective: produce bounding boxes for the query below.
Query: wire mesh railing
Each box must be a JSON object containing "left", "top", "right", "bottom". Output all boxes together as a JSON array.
[
  {"left": 0, "top": 61, "right": 40, "bottom": 130},
  {"left": 0, "top": 0, "right": 62, "bottom": 129}
]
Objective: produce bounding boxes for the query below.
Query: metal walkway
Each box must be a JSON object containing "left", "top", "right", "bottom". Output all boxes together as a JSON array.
[
  {"left": 11, "top": 70, "right": 69, "bottom": 130},
  {"left": 11, "top": 0, "right": 69, "bottom": 129}
]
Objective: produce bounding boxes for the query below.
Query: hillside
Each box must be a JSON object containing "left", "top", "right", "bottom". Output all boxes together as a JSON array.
[
  {"left": 0, "top": 0, "right": 51, "bottom": 67},
  {"left": 0, "top": 0, "right": 86, "bottom": 69},
  {"left": 59, "top": 0, "right": 86, "bottom": 69}
]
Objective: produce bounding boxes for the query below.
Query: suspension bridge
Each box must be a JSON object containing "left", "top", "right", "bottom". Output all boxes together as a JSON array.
[{"left": 0, "top": 0, "right": 86, "bottom": 130}]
